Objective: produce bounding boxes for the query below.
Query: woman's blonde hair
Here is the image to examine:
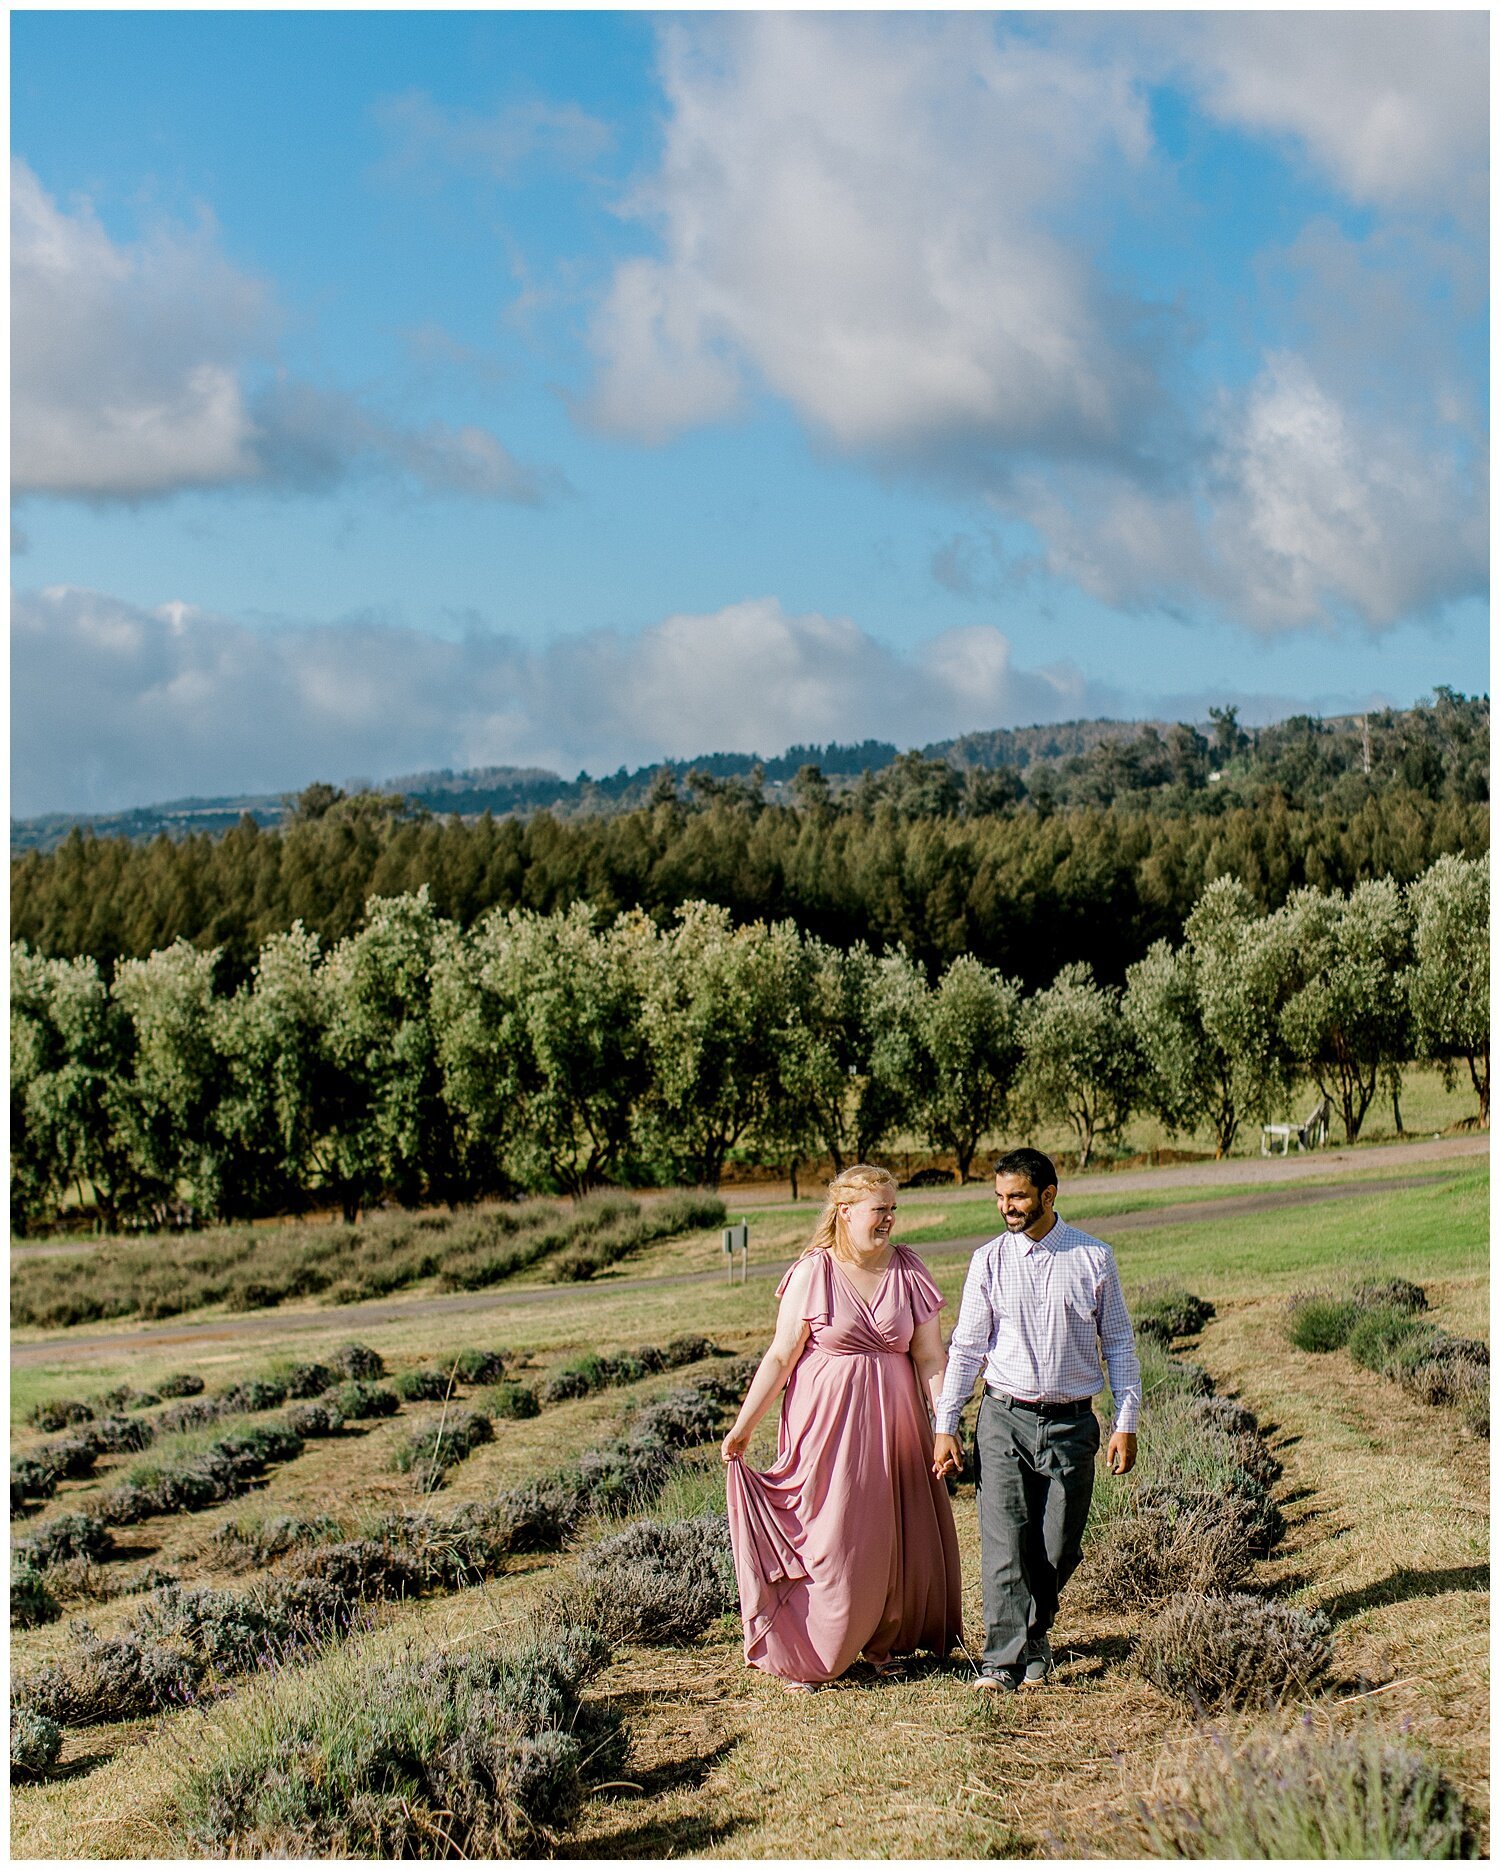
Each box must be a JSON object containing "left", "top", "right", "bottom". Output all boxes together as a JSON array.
[{"left": 805, "top": 1163, "right": 898, "bottom": 1263}]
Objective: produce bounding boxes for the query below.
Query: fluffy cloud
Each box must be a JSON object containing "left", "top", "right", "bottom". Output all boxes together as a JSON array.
[
  {"left": 587, "top": 14, "right": 1164, "bottom": 460},
  {"left": 11, "top": 163, "right": 555, "bottom": 504},
  {"left": 1163, "top": 12, "right": 1487, "bottom": 212},
  {"left": 12, "top": 586, "right": 1098, "bottom": 817}
]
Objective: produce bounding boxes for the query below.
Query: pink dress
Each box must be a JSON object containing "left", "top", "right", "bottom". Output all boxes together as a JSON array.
[{"left": 725, "top": 1244, "right": 963, "bottom": 1684}]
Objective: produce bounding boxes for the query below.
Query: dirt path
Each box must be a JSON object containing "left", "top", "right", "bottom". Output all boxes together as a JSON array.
[
  {"left": 715, "top": 1132, "right": 1487, "bottom": 1207},
  {"left": 10, "top": 1168, "right": 1461, "bottom": 1367}
]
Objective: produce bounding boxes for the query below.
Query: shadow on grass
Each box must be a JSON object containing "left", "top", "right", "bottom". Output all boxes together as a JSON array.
[
  {"left": 574, "top": 1737, "right": 746, "bottom": 1857},
  {"left": 1321, "top": 1562, "right": 1490, "bottom": 1625},
  {"left": 1051, "top": 1633, "right": 1131, "bottom": 1683}
]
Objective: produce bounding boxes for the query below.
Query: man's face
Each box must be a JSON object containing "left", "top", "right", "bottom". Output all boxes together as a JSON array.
[{"left": 995, "top": 1172, "right": 1055, "bottom": 1236}]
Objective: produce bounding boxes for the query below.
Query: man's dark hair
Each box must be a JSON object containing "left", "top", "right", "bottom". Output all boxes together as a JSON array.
[{"left": 994, "top": 1147, "right": 1057, "bottom": 1192}]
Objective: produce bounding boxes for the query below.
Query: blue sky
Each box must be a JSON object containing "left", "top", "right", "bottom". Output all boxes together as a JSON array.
[{"left": 11, "top": 10, "right": 1489, "bottom": 816}]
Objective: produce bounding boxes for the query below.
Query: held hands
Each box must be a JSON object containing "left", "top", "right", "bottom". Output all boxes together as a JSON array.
[
  {"left": 932, "top": 1431, "right": 963, "bottom": 1481},
  {"left": 1106, "top": 1431, "right": 1138, "bottom": 1475},
  {"left": 721, "top": 1426, "right": 752, "bottom": 1464}
]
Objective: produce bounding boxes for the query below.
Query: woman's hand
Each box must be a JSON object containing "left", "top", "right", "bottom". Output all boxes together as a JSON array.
[{"left": 721, "top": 1426, "right": 752, "bottom": 1464}]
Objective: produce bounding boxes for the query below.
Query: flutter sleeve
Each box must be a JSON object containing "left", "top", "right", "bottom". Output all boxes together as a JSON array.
[
  {"left": 774, "top": 1249, "right": 835, "bottom": 1328},
  {"left": 895, "top": 1246, "right": 946, "bottom": 1325}
]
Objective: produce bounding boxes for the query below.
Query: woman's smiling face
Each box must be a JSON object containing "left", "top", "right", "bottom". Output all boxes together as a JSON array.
[{"left": 841, "top": 1192, "right": 896, "bottom": 1256}]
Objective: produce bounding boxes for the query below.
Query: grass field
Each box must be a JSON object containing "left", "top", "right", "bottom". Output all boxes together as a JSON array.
[{"left": 10, "top": 1156, "right": 1488, "bottom": 1858}]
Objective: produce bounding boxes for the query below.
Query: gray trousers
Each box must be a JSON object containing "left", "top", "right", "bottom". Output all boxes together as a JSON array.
[{"left": 974, "top": 1393, "right": 1099, "bottom": 1668}]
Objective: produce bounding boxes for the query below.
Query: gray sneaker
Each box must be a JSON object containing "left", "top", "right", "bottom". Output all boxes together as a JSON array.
[
  {"left": 972, "top": 1664, "right": 1023, "bottom": 1693},
  {"left": 1021, "top": 1636, "right": 1053, "bottom": 1687}
]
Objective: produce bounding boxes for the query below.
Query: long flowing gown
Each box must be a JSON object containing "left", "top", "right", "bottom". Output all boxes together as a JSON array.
[{"left": 725, "top": 1243, "right": 963, "bottom": 1683}]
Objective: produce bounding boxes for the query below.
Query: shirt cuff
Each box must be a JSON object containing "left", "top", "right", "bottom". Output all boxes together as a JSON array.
[
  {"left": 934, "top": 1406, "right": 964, "bottom": 1436},
  {"left": 1113, "top": 1404, "right": 1140, "bottom": 1435}
]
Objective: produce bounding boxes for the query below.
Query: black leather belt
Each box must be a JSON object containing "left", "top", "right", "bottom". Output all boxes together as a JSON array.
[{"left": 986, "top": 1387, "right": 1093, "bottom": 1419}]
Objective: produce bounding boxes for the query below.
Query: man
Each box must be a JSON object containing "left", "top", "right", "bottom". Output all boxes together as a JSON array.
[{"left": 932, "top": 1147, "right": 1140, "bottom": 1691}]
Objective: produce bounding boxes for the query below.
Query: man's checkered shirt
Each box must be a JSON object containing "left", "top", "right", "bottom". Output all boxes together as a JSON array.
[{"left": 934, "top": 1216, "right": 1142, "bottom": 1436}]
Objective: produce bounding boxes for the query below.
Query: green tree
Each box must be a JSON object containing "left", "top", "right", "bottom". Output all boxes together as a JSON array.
[
  {"left": 10, "top": 946, "right": 137, "bottom": 1233},
  {"left": 1406, "top": 852, "right": 1489, "bottom": 1126},
  {"left": 445, "top": 902, "right": 649, "bottom": 1196},
  {"left": 912, "top": 956, "right": 1023, "bottom": 1181},
  {"left": 1019, "top": 962, "right": 1139, "bottom": 1169},
  {"left": 1269, "top": 879, "right": 1413, "bottom": 1143},
  {"left": 635, "top": 903, "right": 796, "bottom": 1189},
  {"left": 319, "top": 890, "right": 467, "bottom": 1217},
  {"left": 110, "top": 940, "right": 229, "bottom": 1222}
]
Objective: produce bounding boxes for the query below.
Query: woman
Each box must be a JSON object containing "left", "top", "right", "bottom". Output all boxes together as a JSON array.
[{"left": 722, "top": 1163, "right": 962, "bottom": 1691}]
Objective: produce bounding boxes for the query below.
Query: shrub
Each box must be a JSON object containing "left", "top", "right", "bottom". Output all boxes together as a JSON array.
[
  {"left": 156, "top": 1397, "right": 228, "bottom": 1435},
  {"left": 280, "top": 1362, "right": 335, "bottom": 1400},
  {"left": 329, "top": 1380, "right": 400, "bottom": 1421},
  {"left": 11, "top": 1559, "right": 60, "bottom": 1629},
  {"left": 15, "top": 1633, "right": 204, "bottom": 1726},
  {"left": 392, "top": 1411, "right": 495, "bottom": 1489},
  {"left": 284, "top": 1401, "right": 345, "bottom": 1438},
  {"left": 157, "top": 1372, "right": 206, "bottom": 1399},
  {"left": 176, "top": 1625, "right": 619, "bottom": 1856},
  {"left": 15, "top": 1510, "right": 115, "bottom": 1569},
  {"left": 1132, "top": 1285, "right": 1216, "bottom": 1346},
  {"left": 366, "top": 1507, "right": 514, "bottom": 1591},
  {"left": 209, "top": 1515, "right": 343, "bottom": 1571},
  {"left": 85, "top": 1414, "right": 158, "bottom": 1455},
  {"left": 1346, "top": 1305, "right": 1426, "bottom": 1371},
  {"left": 90, "top": 1385, "right": 161, "bottom": 1413},
  {"left": 1082, "top": 1491, "right": 1256, "bottom": 1610},
  {"left": 1286, "top": 1295, "right": 1360, "bottom": 1352},
  {"left": 631, "top": 1387, "right": 722, "bottom": 1449},
  {"left": 219, "top": 1379, "right": 288, "bottom": 1414},
  {"left": 1135, "top": 1591, "right": 1333, "bottom": 1707},
  {"left": 1351, "top": 1277, "right": 1428, "bottom": 1316},
  {"left": 11, "top": 1456, "right": 59, "bottom": 1516},
  {"left": 694, "top": 1354, "right": 760, "bottom": 1405},
  {"left": 391, "top": 1368, "right": 452, "bottom": 1402},
  {"left": 34, "top": 1435, "right": 99, "bottom": 1482},
  {"left": 332, "top": 1343, "right": 386, "bottom": 1381},
  {"left": 565, "top": 1514, "right": 737, "bottom": 1644},
  {"left": 27, "top": 1397, "right": 95, "bottom": 1433},
  {"left": 293, "top": 1539, "right": 426, "bottom": 1602},
  {"left": 539, "top": 1366, "right": 593, "bottom": 1405},
  {"left": 486, "top": 1381, "right": 540, "bottom": 1420},
  {"left": 450, "top": 1348, "right": 508, "bottom": 1384},
  {"left": 10, "top": 1706, "right": 62, "bottom": 1779},
  {"left": 663, "top": 1334, "right": 718, "bottom": 1366},
  {"left": 101, "top": 1424, "right": 304, "bottom": 1524},
  {"left": 494, "top": 1476, "right": 587, "bottom": 1553},
  {"left": 1100, "top": 1722, "right": 1481, "bottom": 1859}
]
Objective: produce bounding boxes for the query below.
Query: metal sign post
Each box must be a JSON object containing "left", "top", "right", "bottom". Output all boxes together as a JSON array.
[{"left": 721, "top": 1220, "right": 749, "bottom": 1284}]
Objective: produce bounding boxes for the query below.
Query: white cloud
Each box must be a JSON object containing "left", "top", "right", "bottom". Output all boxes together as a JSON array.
[
  {"left": 587, "top": 14, "right": 1164, "bottom": 460},
  {"left": 12, "top": 586, "right": 1097, "bottom": 817},
  {"left": 11, "top": 162, "right": 557, "bottom": 505},
  {"left": 1164, "top": 12, "right": 1487, "bottom": 211}
]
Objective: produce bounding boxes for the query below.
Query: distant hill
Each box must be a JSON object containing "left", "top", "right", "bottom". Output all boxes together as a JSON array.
[{"left": 11, "top": 696, "right": 1487, "bottom": 852}]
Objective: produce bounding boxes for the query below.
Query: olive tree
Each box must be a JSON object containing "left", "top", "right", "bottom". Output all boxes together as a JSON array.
[
  {"left": 1125, "top": 876, "right": 1293, "bottom": 1157},
  {"left": 635, "top": 903, "right": 798, "bottom": 1189},
  {"left": 443, "top": 901, "right": 649, "bottom": 1196},
  {"left": 319, "top": 890, "right": 468, "bottom": 1217},
  {"left": 1018, "top": 962, "right": 1139, "bottom": 1170},
  {"left": 1406, "top": 852, "right": 1489, "bottom": 1126},
  {"left": 1268, "top": 878, "right": 1413, "bottom": 1143},
  {"left": 912, "top": 955, "right": 1023, "bottom": 1181},
  {"left": 10, "top": 946, "right": 137, "bottom": 1233},
  {"left": 110, "top": 939, "right": 230, "bottom": 1223}
]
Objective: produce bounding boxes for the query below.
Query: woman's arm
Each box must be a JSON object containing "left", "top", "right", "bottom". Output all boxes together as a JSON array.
[
  {"left": 908, "top": 1313, "right": 948, "bottom": 1423},
  {"left": 720, "top": 1263, "right": 814, "bottom": 1462}
]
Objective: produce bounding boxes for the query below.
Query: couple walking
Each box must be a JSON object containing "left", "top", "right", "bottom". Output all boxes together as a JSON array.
[{"left": 721, "top": 1150, "right": 1141, "bottom": 1692}]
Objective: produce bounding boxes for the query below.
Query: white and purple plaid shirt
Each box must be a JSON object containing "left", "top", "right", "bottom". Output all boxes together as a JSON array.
[{"left": 934, "top": 1215, "right": 1142, "bottom": 1436}]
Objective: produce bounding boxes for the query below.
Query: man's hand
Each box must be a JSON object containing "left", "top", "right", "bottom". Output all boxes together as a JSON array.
[
  {"left": 1106, "top": 1431, "right": 1137, "bottom": 1475},
  {"left": 932, "top": 1431, "right": 963, "bottom": 1481}
]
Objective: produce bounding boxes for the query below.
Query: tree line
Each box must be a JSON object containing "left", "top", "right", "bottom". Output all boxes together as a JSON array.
[
  {"left": 11, "top": 853, "right": 1486, "bottom": 1235},
  {"left": 11, "top": 778, "right": 1486, "bottom": 993}
]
